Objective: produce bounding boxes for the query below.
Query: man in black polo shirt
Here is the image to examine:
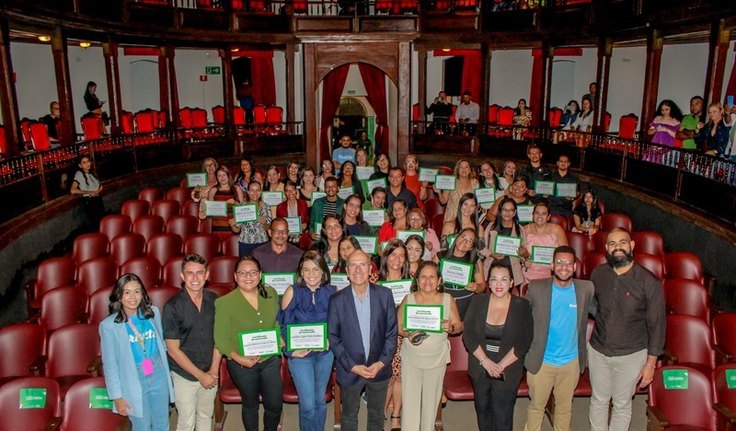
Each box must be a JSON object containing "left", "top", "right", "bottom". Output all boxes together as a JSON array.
[
  {"left": 518, "top": 144, "right": 551, "bottom": 203},
  {"left": 252, "top": 217, "right": 303, "bottom": 273},
  {"left": 385, "top": 167, "right": 417, "bottom": 211},
  {"left": 549, "top": 154, "right": 579, "bottom": 217},
  {"left": 163, "top": 254, "right": 221, "bottom": 431}
]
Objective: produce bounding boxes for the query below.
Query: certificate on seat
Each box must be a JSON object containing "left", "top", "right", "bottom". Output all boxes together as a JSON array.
[
  {"left": 494, "top": 235, "right": 522, "bottom": 257},
  {"left": 239, "top": 329, "right": 280, "bottom": 357},
  {"left": 531, "top": 246, "right": 555, "bottom": 264},
  {"left": 517, "top": 205, "right": 534, "bottom": 223},
  {"left": 331, "top": 273, "right": 350, "bottom": 291},
  {"left": 311, "top": 191, "right": 327, "bottom": 205},
  {"left": 285, "top": 216, "right": 302, "bottom": 235},
  {"left": 364, "top": 178, "right": 387, "bottom": 194},
  {"left": 338, "top": 186, "right": 355, "bottom": 200},
  {"left": 363, "top": 209, "right": 386, "bottom": 227},
  {"left": 186, "top": 173, "right": 207, "bottom": 188},
  {"left": 418, "top": 167, "right": 438, "bottom": 183},
  {"left": 404, "top": 304, "right": 444, "bottom": 333},
  {"left": 262, "top": 191, "right": 284, "bottom": 207},
  {"left": 356, "top": 166, "right": 374, "bottom": 181},
  {"left": 439, "top": 259, "right": 473, "bottom": 288},
  {"left": 354, "top": 236, "right": 379, "bottom": 255},
  {"left": 556, "top": 182, "right": 577, "bottom": 198},
  {"left": 261, "top": 273, "right": 295, "bottom": 296},
  {"left": 233, "top": 203, "right": 258, "bottom": 223},
  {"left": 286, "top": 323, "right": 328, "bottom": 351},
  {"left": 434, "top": 175, "right": 456, "bottom": 191},
  {"left": 535, "top": 181, "right": 555, "bottom": 196},
  {"left": 396, "top": 229, "right": 425, "bottom": 242},
  {"left": 204, "top": 200, "right": 227, "bottom": 217},
  {"left": 380, "top": 279, "right": 413, "bottom": 305}
]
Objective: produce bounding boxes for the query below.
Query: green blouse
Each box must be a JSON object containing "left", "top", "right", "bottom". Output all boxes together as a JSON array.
[{"left": 214, "top": 285, "right": 280, "bottom": 361}]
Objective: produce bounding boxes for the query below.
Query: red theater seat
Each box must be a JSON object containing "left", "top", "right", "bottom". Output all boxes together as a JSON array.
[
  {"left": 0, "top": 323, "right": 46, "bottom": 384},
  {"left": 712, "top": 313, "right": 736, "bottom": 364},
  {"left": 120, "top": 199, "right": 150, "bottom": 223},
  {"left": 443, "top": 335, "right": 473, "bottom": 400},
  {"left": 132, "top": 214, "right": 165, "bottom": 242},
  {"left": 72, "top": 233, "right": 109, "bottom": 264},
  {"left": 38, "top": 286, "right": 88, "bottom": 333},
  {"left": 58, "top": 377, "right": 129, "bottom": 430},
  {"left": 87, "top": 289, "right": 112, "bottom": 326},
  {"left": 148, "top": 285, "right": 180, "bottom": 310},
  {"left": 184, "top": 233, "right": 221, "bottom": 262},
  {"left": 146, "top": 233, "right": 183, "bottom": 268},
  {"left": 99, "top": 214, "right": 132, "bottom": 242},
  {"left": 663, "top": 315, "right": 715, "bottom": 375},
  {"left": 151, "top": 199, "right": 181, "bottom": 224},
  {"left": 634, "top": 253, "right": 665, "bottom": 282},
  {"left": 647, "top": 366, "right": 716, "bottom": 431},
  {"left": 109, "top": 233, "right": 146, "bottom": 267},
  {"left": 43, "top": 323, "right": 101, "bottom": 397},
  {"left": 26, "top": 257, "right": 77, "bottom": 314},
  {"left": 138, "top": 187, "right": 166, "bottom": 205},
  {"left": 618, "top": 114, "right": 638, "bottom": 139},
  {"left": 208, "top": 256, "right": 238, "bottom": 285},
  {"left": 631, "top": 230, "right": 664, "bottom": 257},
  {"left": 120, "top": 256, "right": 162, "bottom": 290},
  {"left": 601, "top": 212, "right": 632, "bottom": 231},
  {"left": 664, "top": 251, "right": 704, "bottom": 285},
  {"left": 663, "top": 278, "right": 710, "bottom": 322},
  {"left": 0, "top": 377, "right": 61, "bottom": 430},
  {"left": 565, "top": 231, "right": 593, "bottom": 262},
  {"left": 161, "top": 256, "right": 185, "bottom": 288},
  {"left": 166, "top": 215, "right": 199, "bottom": 241},
  {"left": 166, "top": 187, "right": 191, "bottom": 206},
  {"left": 77, "top": 257, "right": 118, "bottom": 296},
  {"left": 712, "top": 364, "right": 736, "bottom": 431}
]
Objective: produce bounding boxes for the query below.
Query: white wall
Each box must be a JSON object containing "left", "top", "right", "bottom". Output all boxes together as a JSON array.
[
  {"left": 489, "top": 49, "right": 533, "bottom": 107},
  {"left": 607, "top": 45, "right": 646, "bottom": 129},
  {"left": 67, "top": 45, "right": 107, "bottom": 131},
  {"left": 118, "top": 50, "right": 160, "bottom": 114},
  {"left": 174, "top": 49, "right": 224, "bottom": 115},
  {"left": 11, "top": 42, "right": 56, "bottom": 121},
  {"left": 658, "top": 42, "right": 708, "bottom": 114}
]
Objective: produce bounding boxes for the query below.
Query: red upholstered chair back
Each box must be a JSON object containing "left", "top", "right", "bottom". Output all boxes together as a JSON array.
[
  {"left": 548, "top": 107, "right": 563, "bottom": 128},
  {"left": 81, "top": 114, "right": 104, "bottom": 140},
  {"left": 601, "top": 212, "right": 632, "bottom": 231},
  {"left": 375, "top": 0, "right": 393, "bottom": 10},
  {"left": 618, "top": 114, "right": 638, "bottom": 138},
  {"left": 664, "top": 251, "right": 703, "bottom": 284},
  {"left": 583, "top": 252, "right": 607, "bottom": 279},
  {"left": 565, "top": 231, "right": 593, "bottom": 262},
  {"left": 32, "top": 257, "right": 77, "bottom": 300},
  {"left": 412, "top": 103, "right": 420, "bottom": 121},
  {"left": 649, "top": 366, "right": 716, "bottom": 430},
  {"left": 0, "top": 323, "right": 46, "bottom": 379},
  {"left": 77, "top": 256, "right": 118, "bottom": 296},
  {"left": 151, "top": 199, "right": 181, "bottom": 224},
  {"left": 60, "top": 377, "right": 126, "bottom": 430},
  {"left": 166, "top": 215, "right": 200, "bottom": 241},
  {"left": 498, "top": 108, "right": 514, "bottom": 127},
  {"left": 631, "top": 230, "right": 664, "bottom": 257},
  {"left": 166, "top": 187, "right": 191, "bottom": 206},
  {"left": 233, "top": 106, "right": 246, "bottom": 125},
  {"left": 713, "top": 364, "right": 736, "bottom": 414},
  {"left": 253, "top": 105, "right": 267, "bottom": 125},
  {"left": 191, "top": 109, "right": 208, "bottom": 127},
  {"left": 121, "top": 111, "right": 134, "bottom": 134},
  {"left": 712, "top": 313, "right": 736, "bottom": 363},
  {"left": 148, "top": 285, "right": 180, "bottom": 310},
  {"left": 29, "top": 122, "right": 51, "bottom": 151},
  {"left": 487, "top": 104, "right": 500, "bottom": 125},
  {"left": 663, "top": 278, "right": 709, "bottom": 322},
  {"left": 46, "top": 323, "right": 100, "bottom": 379},
  {"left": 87, "top": 289, "right": 112, "bottom": 326},
  {"left": 664, "top": 315, "right": 715, "bottom": 371},
  {"left": 135, "top": 110, "right": 157, "bottom": 133},
  {"left": 109, "top": 232, "right": 146, "bottom": 267},
  {"left": 633, "top": 253, "right": 664, "bottom": 282},
  {"left": 179, "top": 108, "right": 193, "bottom": 128},
  {"left": 132, "top": 212, "right": 165, "bottom": 242},
  {"left": 147, "top": 233, "right": 184, "bottom": 268},
  {"left": 72, "top": 233, "right": 109, "bottom": 264},
  {"left": 266, "top": 106, "right": 283, "bottom": 126},
  {"left": 292, "top": 0, "right": 308, "bottom": 13},
  {"left": 40, "top": 286, "right": 89, "bottom": 333},
  {"left": 161, "top": 256, "right": 185, "bottom": 288},
  {"left": 121, "top": 256, "right": 162, "bottom": 291},
  {"left": 99, "top": 214, "right": 133, "bottom": 242},
  {"left": 0, "top": 377, "right": 61, "bottom": 430},
  {"left": 121, "top": 199, "right": 150, "bottom": 223},
  {"left": 446, "top": 334, "right": 468, "bottom": 373},
  {"left": 603, "top": 112, "right": 612, "bottom": 132},
  {"left": 209, "top": 256, "right": 239, "bottom": 285},
  {"left": 184, "top": 233, "right": 221, "bottom": 262},
  {"left": 138, "top": 187, "right": 166, "bottom": 205},
  {"left": 212, "top": 106, "right": 225, "bottom": 124},
  {"left": 0, "top": 125, "right": 7, "bottom": 156}
]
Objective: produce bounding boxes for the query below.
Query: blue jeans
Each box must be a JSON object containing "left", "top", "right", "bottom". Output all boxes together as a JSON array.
[
  {"left": 288, "top": 351, "right": 334, "bottom": 431},
  {"left": 129, "top": 356, "right": 170, "bottom": 431}
]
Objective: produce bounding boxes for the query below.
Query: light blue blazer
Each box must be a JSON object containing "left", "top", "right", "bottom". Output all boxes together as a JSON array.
[{"left": 99, "top": 306, "right": 175, "bottom": 417}]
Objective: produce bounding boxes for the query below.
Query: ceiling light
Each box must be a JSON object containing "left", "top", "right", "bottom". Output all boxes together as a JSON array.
[
  {"left": 38, "top": 35, "right": 51, "bottom": 42},
  {"left": 441, "top": 48, "right": 451, "bottom": 52},
  {"left": 231, "top": 48, "right": 240, "bottom": 52},
  {"left": 79, "top": 41, "right": 91, "bottom": 48}
]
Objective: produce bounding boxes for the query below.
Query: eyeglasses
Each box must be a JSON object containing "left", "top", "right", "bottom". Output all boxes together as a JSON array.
[
  {"left": 301, "top": 267, "right": 323, "bottom": 275},
  {"left": 458, "top": 236, "right": 475, "bottom": 245},
  {"left": 408, "top": 216, "right": 424, "bottom": 222},
  {"left": 271, "top": 229, "right": 289, "bottom": 235},
  {"left": 236, "top": 270, "right": 260, "bottom": 277}
]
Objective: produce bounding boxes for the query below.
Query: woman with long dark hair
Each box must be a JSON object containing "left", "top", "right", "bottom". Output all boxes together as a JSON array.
[
  {"left": 342, "top": 194, "right": 371, "bottom": 236},
  {"left": 70, "top": 155, "right": 105, "bottom": 227},
  {"left": 312, "top": 214, "right": 344, "bottom": 266},
  {"left": 648, "top": 99, "right": 683, "bottom": 147},
  {"left": 214, "top": 256, "right": 282, "bottom": 431},
  {"left": 99, "top": 273, "right": 174, "bottom": 430},
  {"left": 438, "top": 227, "right": 485, "bottom": 318},
  {"left": 83, "top": 81, "right": 108, "bottom": 129},
  {"left": 481, "top": 197, "right": 526, "bottom": 288}
]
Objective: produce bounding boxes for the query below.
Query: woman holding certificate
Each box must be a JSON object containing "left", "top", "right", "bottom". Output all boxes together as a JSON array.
[
  {"left": 280, "top": 251, "right": 336, "bottom": 431},
  {"left": 264, "top": 165, "right": 285, "bottom": 193},
  {"left": 402, "top": 154, "right": 427, "bottom": 209},
  {"left": 191, "top": 157, "right": 218, "bottom": 202},
  {"left": 572, "top": 189, "right": 602, "bottom": 236},
  {"left": 406, "top": 234, "right": 426, "bottom": 277},
  {"left": 441, "top": 193, "right": 481, "bottom": 240},
  {"left": 463, "top": 263, "right": 533, "bottom": 431},
  {"left": 99, "top": 273, "right": 174, "bottom": 431},
  {"left": 439, "top": 159, "right": 479, "bottom": 224},
  {"left": 312, "top": 214, "right": 344, "bottom": 266},
  {"left": 342, "top": 194, "right": 372, "bottom": 236},
  {"left": 214, "top": 256, "right": 282, "bottom": 431},
  {"left": 299, "top": 167, "right": 318, "bottom": 207},
  {"left": 438, "top": 227, "right": 485, "bottom": 318},
  {"left": 481, "top": 197, "right": 526, "bottom": 288},
  {"left": 337, "top": 161, "right": 362, "bottom": 201},
  {"left": 199, "top": 166, "right": 239, "bottom": 238},
  {"left": 521, "top": 201, "right": 568, "bottom": 281},
  {"left": 315, "top": 159, "right": 334, "bottom": 192},
  {"left": 229, "top": 181, "right": 272, "bottom": 257},
  {"left": 378, "top": 199, "right": 409, "bottom": 242},
  {"left": 407, "top": 208, "right": 441, "bottom": 260},
  {"left": 379, "top": 239, "right": 411, "bottom": 431},
  {"left": 276, "top": 181, "right": 310, "bottom": 243},
  {"left": 397, "top": 261, "right": 462, "bottom": 431}
]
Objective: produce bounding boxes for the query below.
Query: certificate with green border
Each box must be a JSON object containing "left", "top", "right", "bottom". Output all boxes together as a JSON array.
[
  {"left": 517, "top": 205, "right": 534, "bottom": 223},
  {"left": 434, "top": 175, "right": 456, "bottom": 191},
  {"left": 338, "top": 186, "right": 355, "bottom": 200},
  {"left": 354, "top": 235, "right": 378, "bottom": 255},
  {"left": 494, "top": 235, "right": 521, "bottom": 257},
  {"left": 363, "top": 178, "right": 387, "bottom": 194},
  {"left": 239, "top": 329, "right": 280, "bottom": 357},
  {"left": 556, "top": 182, "right": 578, "bottom": 198},
  {"left": 404, "top": 304, "right": 444, "bottom": 333},
  {"left": 418, "top": 167, "right": 438, "bottom": 183},
  {"left": 186, "top": 173, "right": 207, "bottom": 188},
  {"left": 662, "top": 369, "right": 689, "bottom": 390},
  {"left": 285, "top": 216, "right": 302, "bottom": 235},
  {"left": 89, "top": 388, "right": 113, "bottom": 409},
  {"left": 262, "top": 191, "right": 285, "bottom": 207},
  {"left": 262, "top": 272, "right": 295, "bottom": 296},
  {"left": 380, "top": 279, "right": 413, "bottom": 305},
  {"left": 18, "top": 388, "right": 47, "bottom": 409},
  {"left": 363, "top": 209, "right": 386, "bottom": 227},
  {"left": 311, "top": 191, "right": 327, "bottom": 205},
  {"left": 356, "top": 166, "right": 374, "bottom": 180},
  {"left": 331, "top": 273, "right": 350, "bottom": 290},
  {"left": 531, "top": 246, "right": 555, "bottom": 264},
  {"left": 396, "top": 229, "right": 425, "bottom": 242},
  {"left": 233, "top": 203, "right": 258, "bottom": 223},
  {"left": 204, "top": 200, "right": 227, "bottom": 217},
  {"left": 286, "top": 323, "right": 328, "bottom": 351},
  {"left": 535, "top": 181, "right": 555, "bottom": 196},
  {"left": 439, "top": 259, "right": 473, "bottom": 287},
  {"left": 474, "top": 188, "right": 496, "bottom": 204}
]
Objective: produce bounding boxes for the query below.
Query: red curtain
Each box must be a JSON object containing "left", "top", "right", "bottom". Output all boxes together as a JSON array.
[
  {"left": 320, "top": 65, "right": 350, "bottom": 160},
  {"left": 235, "top": 50, "right": 276, "bottom": 106},
  {"left": 433, "top": 49, "right": 481, "bottom": 100},
  {"left": 358, "top": 63, "right": 390, "bottom": 156}
]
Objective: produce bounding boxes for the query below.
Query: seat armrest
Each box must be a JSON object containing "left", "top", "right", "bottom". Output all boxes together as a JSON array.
[
  {"left": 43, "top": 417, "right": 62, "bottom": 431},
  {"left": 87, "top": 356, "right": 102, "bottom": 375},
  {"left": 30, "top": 355, "right": 47, "bottom": 376},
  {"left": 715, "top": 403, "right": 736, "bottom": 424},
  {"left": 715, "top": 346, "right": 734, "bottom": 364},
  {"left": 647, "top": 405, "right": 669, "bottom": 431},
  {"left": 661, "top": 349, "right": 678, "bottom": 365}
]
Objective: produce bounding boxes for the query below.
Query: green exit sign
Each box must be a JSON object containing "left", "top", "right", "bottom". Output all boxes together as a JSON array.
[{"left": 205, "top": 66, "right": 221, "bottom": 75}]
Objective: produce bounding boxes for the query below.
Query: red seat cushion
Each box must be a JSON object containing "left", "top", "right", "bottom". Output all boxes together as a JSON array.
[{"left": 443, "top": 370, "right": 473, "bottom": 400}]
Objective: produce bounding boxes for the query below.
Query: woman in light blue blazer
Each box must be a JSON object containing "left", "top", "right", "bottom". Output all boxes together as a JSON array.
[{"left": 99, "top": 273, "right": 175, "bottom": 430}]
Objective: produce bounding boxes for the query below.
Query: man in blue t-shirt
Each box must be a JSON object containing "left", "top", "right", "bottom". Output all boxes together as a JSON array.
[
  {"left": 523, "top": 246, "right": 594, "bottom": 431},
  {"left": 332, "top": 135, "right": 356, "bottom": 174}
]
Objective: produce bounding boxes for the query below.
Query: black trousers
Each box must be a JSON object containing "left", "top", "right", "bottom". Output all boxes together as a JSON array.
[
  {"left": 470, "top": 373, "right": 518, "bottom": 431},
  {"left": 339, "top": 377, "right": 389, "bottom": 431},
  {"left": 228, "top": 356, "right": 283, "bottom": 431}
]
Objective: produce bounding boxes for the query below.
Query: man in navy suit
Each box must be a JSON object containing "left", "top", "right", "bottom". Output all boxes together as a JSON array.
[{"left": 328, "top": 250, "right": 398, "bottom": 431}]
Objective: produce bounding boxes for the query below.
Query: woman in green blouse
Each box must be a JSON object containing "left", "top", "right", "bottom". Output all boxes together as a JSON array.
[{"left": 214, "top": 256, "right": 282, "bottom": 431}]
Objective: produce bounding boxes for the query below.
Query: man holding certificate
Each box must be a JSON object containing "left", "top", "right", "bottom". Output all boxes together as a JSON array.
[
  {"left": 396, "top": 261, "right": 462, "bottom": 431},
  {"left": 252, "top": 218, "right": 303, "bottom": 274},
  {"left": 280, "top": 251, "right": 337, "bottom": 431},
  {"left": 549, "top": 154, "right": 579, "bottom": 217},
  {"left": 214, "top": 256, "right": 282, "bottom": 431},
  {"left": 328, "top": 250, "right": 398, "bottom": 431}
]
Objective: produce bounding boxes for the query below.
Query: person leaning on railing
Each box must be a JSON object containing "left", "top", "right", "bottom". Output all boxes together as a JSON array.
[{"left": 695, "top": 102, "right": 731, "bottom": 158}]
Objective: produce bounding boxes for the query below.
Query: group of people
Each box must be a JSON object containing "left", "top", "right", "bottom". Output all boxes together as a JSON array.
[
  {"left": 661, "top": 95, "right": 736, "bottom": 160},
  {"left": 94, "top": 145, "right": 667, "bottom": 431}
]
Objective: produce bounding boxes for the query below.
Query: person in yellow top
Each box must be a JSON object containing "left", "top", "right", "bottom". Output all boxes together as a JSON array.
[{"left": 214, "top": 256, "right": 282, "bottom": 431}]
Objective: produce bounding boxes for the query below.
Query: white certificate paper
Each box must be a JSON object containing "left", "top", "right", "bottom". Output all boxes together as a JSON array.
[
  {"left": 531, "top": 246, "right": 555, "bottom": 264},
  {"left": 338, "top": 186, "right": 355, "bottom": 200},
  {"left": 356, "top": 166, "right": 374, "bottom": 180},
  {"left": 364, "top": 178, "right": 387, "bottom": 194},
  {"left": 517, "top": 205, "right": 534, "bottom": 223},
  {"left": 240, "top": 329, "right": 280, "bottom": 357},
  {"left": 556, "top": 182, "right": 577, "bottom": 198},
  {"left": 285, "top": 216, "right": 302, "bottom": 235},
  {"left": 354, "top": 236, "right": 378, "bottom": 255},
  {"left": 233, "top": 203, "right": 258, "bottom": 223},
  {"left": 261, "top": 273, "right": 295, "bottom": 295},
  {"left": 205, "top": 200, "right": 227, "bottom": 217},
  {"left": 331, "top": 273, "right": 350, "bottom": 290},
  {"left": 535, "top": 181, "right": 555, "bottom": 196},
  {"left": 494, "top": 235, "right": 522, "bottom": 257},
  {"left": 363, "top": 209, "right": 386, "bottom": 227},
  {"left": 396, "top": 230, "right": 425, "bottom": 243},
  {"left": 262, "top": 191, "right": 284, "bottom": 207},
  {"left": 404, "top": 305, "right": 443, "bottom": 333},
  {"left": 380, "top": 279, "right": 412, "bottom": 305},
  {"left": 474, "top": 188, "right": 496, "bottom": 204},
  {"left": 311, "top": 191, "right": 327, "bottom": 205},
  {"left": 286, "top": 323, "right": 327, "bottom": 351},
  {"left": 418, "top": 168, "right": 438, "bottom": 183},
  {"left": 439, "top": 259, "right": 473, "bottom": 287},
  {"left": 434, "top": 175, "right": 456, "bottom": 191},
  {"left": 186, "top": 173, "right": 207, "bottom": 188}
]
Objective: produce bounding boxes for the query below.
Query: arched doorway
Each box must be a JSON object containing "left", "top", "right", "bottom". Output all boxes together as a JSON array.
[{"left": 335, "top": 96, "right": 368, "bottom": 147}]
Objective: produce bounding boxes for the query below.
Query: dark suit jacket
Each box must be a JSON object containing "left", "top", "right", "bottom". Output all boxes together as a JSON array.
[
  {"left": 463, "top": 293, "right": 533, "bottom": 387},
  {"left": 328, "top": 283, "right": 398, "bottom": 386},
  {"left": 523, "top": 278, "right": 594, "bottom": 374}
]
